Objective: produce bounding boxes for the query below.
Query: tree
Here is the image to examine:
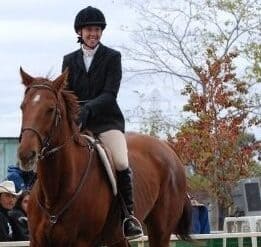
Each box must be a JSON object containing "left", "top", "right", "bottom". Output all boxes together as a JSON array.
[
  {"left": 138, "top": 108, "right": 175, "bottom": 138},
  {"left": 171, "top": 49, "right": 260, "bottom": 229},
  {"left": 124, "top": 0, "right": 261, "bottom": 188},
  {"left": 122, "top": 0, "right": 260, "bottom": 230},
  {"left": 124, "top": 90, "right": 176, "bottom": 138},
  {"left": 123, "top": 0, "right": 260, "bottom": 83},
  {"left": 122, "top": 0, "right": 260, "bottom": 121}
]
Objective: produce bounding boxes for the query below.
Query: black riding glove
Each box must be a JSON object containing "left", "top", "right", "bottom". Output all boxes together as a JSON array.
[{"left": 78, "top": 104, "right": 91, "bottom": 131}]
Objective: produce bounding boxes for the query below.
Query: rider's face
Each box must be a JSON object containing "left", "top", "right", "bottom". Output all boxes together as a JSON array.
[{"left": 80, "top": 26, "right": 102, "bottom": 49}]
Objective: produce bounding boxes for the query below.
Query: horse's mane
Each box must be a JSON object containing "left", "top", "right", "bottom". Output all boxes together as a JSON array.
[{"left": 61, "top": 90, "right": 80, "bottom": 131}]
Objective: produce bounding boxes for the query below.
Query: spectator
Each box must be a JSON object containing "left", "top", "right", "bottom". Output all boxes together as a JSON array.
[
  {"left": 191, "top": 198, "right": 210, "bottom": 234},
  {"left": 0, "top": 180, "right": 22, "bottom": 241},
  {"left": 9, "top": 191, "right": 30, "bottom": 240},
  {"left": 6, "top": 163, "right": 36, "bottom": 191}
]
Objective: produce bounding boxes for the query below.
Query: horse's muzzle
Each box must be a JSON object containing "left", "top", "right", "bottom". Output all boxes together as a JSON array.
[{"left": 18, "top": 146, "right": 38, "bottom": 171}]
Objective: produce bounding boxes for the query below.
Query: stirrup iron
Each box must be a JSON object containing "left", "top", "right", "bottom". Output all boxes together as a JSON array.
[{"left": 122, "top": 215, "right": 143, "bottom": 240}]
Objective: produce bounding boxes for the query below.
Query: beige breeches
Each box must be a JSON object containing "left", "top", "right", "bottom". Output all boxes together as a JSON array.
[{"left": 99, "top": 130, "right": 129, "bottom": 171}]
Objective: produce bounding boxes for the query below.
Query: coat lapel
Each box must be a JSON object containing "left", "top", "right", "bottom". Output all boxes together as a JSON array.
[
  {"left": 76, "top": 49, "right": 87, "bottom": 73},
  {"left": 88, "top": 44, "right": 106, "bottom": 73}
]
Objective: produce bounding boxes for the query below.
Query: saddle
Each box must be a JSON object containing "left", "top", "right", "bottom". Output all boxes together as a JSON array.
[{"left": 81, "top": 134, "right": 117, "bottom": 195}]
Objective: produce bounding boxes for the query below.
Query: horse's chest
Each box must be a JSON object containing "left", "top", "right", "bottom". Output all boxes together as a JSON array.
[
  {"left": 28, "top": 212, "right": 73, "bottom": 246},
  {"left": 37, "top": 221, "right": 76, "bottom": 246}
]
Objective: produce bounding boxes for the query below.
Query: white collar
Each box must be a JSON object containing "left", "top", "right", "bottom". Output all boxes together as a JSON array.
[{"left": 82, "top": 44, "right": 99, "bottom": 57}]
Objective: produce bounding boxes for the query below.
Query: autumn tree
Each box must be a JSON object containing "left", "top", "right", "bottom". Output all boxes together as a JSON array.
[
  {"left": 124, "top": 0, "right": 261, "bottom": 187},
  {"left": 122, "top": 0, "right": 260, "bottom": 229},
  {"left": 171, "top": 48, "right": 260, "bottom": 228}
]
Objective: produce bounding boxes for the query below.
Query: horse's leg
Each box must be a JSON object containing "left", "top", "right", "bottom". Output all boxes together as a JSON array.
[
  {"left": 145, "top": 198, "right": 175, "bottom": 247},
  {"left": 147, "top": 223, "right": 171, "bottom": 247},
  {"left": 108, "top": 239, "right": 130, "bottom": 247},
  {"left": 29, "top": 241, "right": 36, "bottom": 247}
]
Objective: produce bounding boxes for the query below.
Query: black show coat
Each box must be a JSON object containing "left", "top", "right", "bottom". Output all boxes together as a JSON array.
[{"left": 62, "top": 43, "right": 125, "bottom": 134}]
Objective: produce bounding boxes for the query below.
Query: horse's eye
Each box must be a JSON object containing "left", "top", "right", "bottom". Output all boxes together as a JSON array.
[{"left": 47, "top": 107, "right": 55, "bottom": 114}]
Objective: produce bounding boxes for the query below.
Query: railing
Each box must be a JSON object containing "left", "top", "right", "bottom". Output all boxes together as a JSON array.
[{"left": 0, "top": 232, "right": 261, "bottom": 247}]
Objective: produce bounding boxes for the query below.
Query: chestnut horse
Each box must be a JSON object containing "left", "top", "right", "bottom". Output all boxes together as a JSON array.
[{"left": 18, "top": 68, "right": 191, "bottom": 247}]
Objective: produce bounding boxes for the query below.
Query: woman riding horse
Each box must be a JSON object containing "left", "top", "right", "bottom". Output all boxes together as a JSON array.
[
  {"left": 62, "top": 6, "right": 142, "bottom": 240},
  {"left": 18, "top": 69, "right": 191, "bottom": 247}
]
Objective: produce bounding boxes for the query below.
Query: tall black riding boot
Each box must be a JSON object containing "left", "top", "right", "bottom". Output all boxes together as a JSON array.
[{"left": 117, "top": 167, "right": 143, "bottom": 240}]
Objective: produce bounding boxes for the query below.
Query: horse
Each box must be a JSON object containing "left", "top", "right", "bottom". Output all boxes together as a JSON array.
[{"left": 17, "top": 68, "right": 191, "bottom": 247}]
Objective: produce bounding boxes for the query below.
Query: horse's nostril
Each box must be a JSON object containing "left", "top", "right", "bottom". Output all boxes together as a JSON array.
[
  {"left": 19, "top": 150, "right": 37, "bottom": 164},
  {"left": 28, "top": 150, "right": 36, "bottom": 160}
]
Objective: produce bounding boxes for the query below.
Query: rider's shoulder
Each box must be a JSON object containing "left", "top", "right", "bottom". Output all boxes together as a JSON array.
[
  {"left": 63, "top": 49, "right": 81, "bottom": 60},
  {"left": 101, "top": 44, "right": 121, "bottom": 57}
]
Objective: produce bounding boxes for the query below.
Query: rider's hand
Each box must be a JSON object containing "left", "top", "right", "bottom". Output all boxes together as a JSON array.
[{"left": 78, "top": 105, "right": 91, "bottom": 131}]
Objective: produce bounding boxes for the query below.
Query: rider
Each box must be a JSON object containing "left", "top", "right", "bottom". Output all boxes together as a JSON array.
[{"left": 62, "top": 6, "right": 143, "bottom": 240}]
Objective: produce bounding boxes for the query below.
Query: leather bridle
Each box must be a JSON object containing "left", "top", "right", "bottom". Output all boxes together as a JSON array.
[{"left": 19, "top": 84, "right": 65, "bottom": 160}]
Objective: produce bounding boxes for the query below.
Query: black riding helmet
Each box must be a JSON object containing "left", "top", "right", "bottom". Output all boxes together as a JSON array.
[{"left": 74, "top": 6, "right": 106, "bottom": 33}]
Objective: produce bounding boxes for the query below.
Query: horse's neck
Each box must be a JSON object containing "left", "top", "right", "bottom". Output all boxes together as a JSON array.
[{"left": 37, "top": 131, "right": 87, "bottom": 208}]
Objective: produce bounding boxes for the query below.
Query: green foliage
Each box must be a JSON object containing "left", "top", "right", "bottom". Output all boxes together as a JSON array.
[
  {"left": 249, "top": 163, "right": 261, "bottom": 177},
  {"left": 139, "top": 109, "right": 176, "bottom": 138},
  {"left": 188, "top": 174, "right": 211, "bottom": 191},
  {"left": 244, "top": 42, "right": 261, "bottom": 82}
]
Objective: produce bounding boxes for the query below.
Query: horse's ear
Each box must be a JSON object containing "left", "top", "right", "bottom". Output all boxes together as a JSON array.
[
  {"left": 53, "top": 68, "right": 68, "bottom": 92},
  {"left": 20, "top": 67, "right": 35, "bottom": 86}
]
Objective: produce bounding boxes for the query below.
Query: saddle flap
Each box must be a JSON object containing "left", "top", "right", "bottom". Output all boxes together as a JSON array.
[{"left": 82, "top": 134, "right": 117, "bottom": 195}]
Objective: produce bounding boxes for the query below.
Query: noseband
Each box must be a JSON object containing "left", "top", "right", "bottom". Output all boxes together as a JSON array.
[{"left": 19, "top": 84, "right": 62, "bottom": 159}]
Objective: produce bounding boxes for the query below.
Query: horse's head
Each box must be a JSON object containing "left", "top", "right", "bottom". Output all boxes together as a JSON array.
[{"left": 18, "top": 68, "right": 79, "bottom": 171}]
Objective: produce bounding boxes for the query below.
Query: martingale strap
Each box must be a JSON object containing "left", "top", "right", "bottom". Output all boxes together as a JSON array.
[{"left": 36, "top": 145, "right": 95, "bottom": 225}]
